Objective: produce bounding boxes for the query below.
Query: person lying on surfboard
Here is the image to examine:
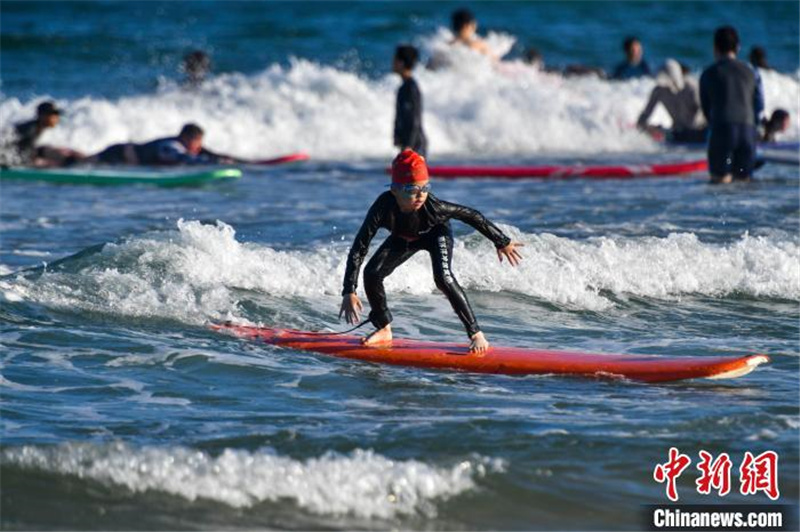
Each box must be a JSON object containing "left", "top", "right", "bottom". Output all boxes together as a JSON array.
[
  {"left": 339, "top": 149, "right": 524, "bottom": 353},
  {"left": 88, "top": 123, "right": 237, "bottom": 166},
  {"left": 5, "top": 101, "right": 86, "bottom": 168},
  {"left": 87, "top": 123, "right": 306, "bottom": 167}
]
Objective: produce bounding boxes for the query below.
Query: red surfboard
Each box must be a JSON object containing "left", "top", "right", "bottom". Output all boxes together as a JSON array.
[
  {"left": 252, "top": 152, "right": 310, "bottom": 165},
  {"left": 212, "top": 324, "right": 768, "bottom": 383},
  {"left": 423, "top": 160, "right": 708, "bottom": 179}
]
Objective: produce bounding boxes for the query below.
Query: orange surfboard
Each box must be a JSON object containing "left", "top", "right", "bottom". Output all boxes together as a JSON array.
[{"left": 212, "top": 324, "right": 768, "bottom": 383}]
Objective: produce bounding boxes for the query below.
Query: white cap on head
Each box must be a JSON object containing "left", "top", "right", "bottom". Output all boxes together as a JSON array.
[{"left": 657, "top": 58, "right": 685, "bottom": 92}]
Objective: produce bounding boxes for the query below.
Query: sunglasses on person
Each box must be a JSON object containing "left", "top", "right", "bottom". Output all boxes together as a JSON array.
[{"left": 393, "top": 183, "right": 431, "bottom": 197}]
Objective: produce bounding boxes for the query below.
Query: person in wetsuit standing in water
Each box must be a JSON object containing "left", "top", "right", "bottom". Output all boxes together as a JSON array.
[
  {"left": 700, "top": 26, "right": 763, "bottom": 184},
  {"left": 339, "top": 149, "right": 524, "bottom": 353},
  {"left": 393, "top": 45, "right": 427, "bottom": 157}
]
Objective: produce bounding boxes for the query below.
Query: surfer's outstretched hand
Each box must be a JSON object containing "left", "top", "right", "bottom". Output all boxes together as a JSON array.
[
  {"left": 339, "top": 293, "right": 363, "bottom": 324},
  {"left": 497, "top": 242, "right": 524, "bottom": 267}
]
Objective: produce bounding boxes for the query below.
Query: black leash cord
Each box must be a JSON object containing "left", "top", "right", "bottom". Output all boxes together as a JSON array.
[{"left": 307, "top": 319, "right": 371, "bottom": 336}]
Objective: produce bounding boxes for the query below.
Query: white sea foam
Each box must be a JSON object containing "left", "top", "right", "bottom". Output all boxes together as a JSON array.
[
  {"left": 1, "top": 33, "right": 796, "bottom": 159},
  {"left": 746, "top": 429, "right": 779, "bottom": 441},
  {"left": 1, "top": 220, "right": 798, "bottom": 321},
  {"left": 0, "top": 442, "right": 501, "bottom": 518},
  {"left": 11, "top": 250, "right": 52, "bottom": 257}
]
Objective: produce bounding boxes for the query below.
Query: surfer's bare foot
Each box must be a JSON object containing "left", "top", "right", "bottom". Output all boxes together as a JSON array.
[
  {"left": 362, "top": 325, "right": 392, "bottom": 346},
  {"left": 469, "top": 331, "right": 489, "bottom": 354}
]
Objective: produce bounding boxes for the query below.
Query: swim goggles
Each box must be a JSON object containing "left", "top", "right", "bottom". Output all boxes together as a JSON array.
[{"left": 393, "top": 183, "right": 431, "bottom": 196}]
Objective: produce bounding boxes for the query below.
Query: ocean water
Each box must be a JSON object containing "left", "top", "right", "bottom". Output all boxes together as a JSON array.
[{"left": 1, "top": 1, "right": 799, "bottom": 530}]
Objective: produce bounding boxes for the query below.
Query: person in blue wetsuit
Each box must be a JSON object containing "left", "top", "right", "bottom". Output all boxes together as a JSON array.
[
  {"left": 393, "top": 45, "right": 427, "bottom": 157},
  {"left": 611, "top": 36, "right": 652, "bottom": 80},
  {"left": 700, "top": 26, "right": 764, "bottom": 184},
  {"left": 90, "top": 124, "right": 235, "bottom": 166},
  {"left": 339, "top": 149, "right": 524, "bottom": 353}
]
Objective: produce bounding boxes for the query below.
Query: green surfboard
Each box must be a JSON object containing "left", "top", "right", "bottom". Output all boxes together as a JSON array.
[{"left": 0, "top": 166, "right": 242, "bottom": 186}]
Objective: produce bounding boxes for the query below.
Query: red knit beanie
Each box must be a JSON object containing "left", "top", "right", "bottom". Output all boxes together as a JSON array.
[{"left": 391, "top": 149, "right": 429, "bottom": 184}]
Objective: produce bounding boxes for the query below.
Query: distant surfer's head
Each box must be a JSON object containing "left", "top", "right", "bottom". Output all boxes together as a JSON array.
[
  {"left": 714, "top": 26, "right": 739, "bottom": 57},
  {"left": 179, "top": 123, "right": 205, "bottom": 154},
  {"left": 623, "top": 36, "right": 643, "bottom": 64},
  {"left": 452, "top": 8, "right": 477, "bottom": 38},
  {"left": 391, "top": 149, "right": 429, "bottom": 211},
  {"left": 183, "top": 50, "right": 211, "bottom": 84},
  {"left": 749, "top": 46, "right": 768, "bottom": 69},
  {"left": 394, "top": 45, "right": 419, "bottom": 73},
  {"left": 766, "top": 109, "right": 790, "bottom": 135},
  {"left": 36, "top": 101, "right": 61, "bottom": 128},
  {"left": 524, "top": 48, "right": 544, "bottom": 70}
]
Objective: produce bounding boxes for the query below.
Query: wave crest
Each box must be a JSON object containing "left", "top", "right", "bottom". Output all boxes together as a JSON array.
[
  {"left": 2, "top": 45, "right": 796, "bottom": 159},
  {"left": 1, "top": 442, "right": 502, "bottom": 518},
  {"left": 2, "top": 220, "right": 797, "bottom": 322}
]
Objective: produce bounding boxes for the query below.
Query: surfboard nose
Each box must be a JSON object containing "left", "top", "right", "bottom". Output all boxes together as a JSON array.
[{"left": 706, "top": 354, "right": 770, "bottom": 380}]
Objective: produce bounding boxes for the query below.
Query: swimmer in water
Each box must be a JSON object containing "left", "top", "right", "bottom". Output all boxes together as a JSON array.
[
  {"left": 761, "top": 109, "right": 790, "bottom": 143},
  {"left": 611, "top": 36, "right": 652, "bottom": 80},
  {"left": 449, "top": 8, "right": 495, "bottom": 59}
]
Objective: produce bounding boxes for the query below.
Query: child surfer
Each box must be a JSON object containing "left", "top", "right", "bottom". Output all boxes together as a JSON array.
[{"left": 339, "top": 149, "right": 524, "bottom": 353}]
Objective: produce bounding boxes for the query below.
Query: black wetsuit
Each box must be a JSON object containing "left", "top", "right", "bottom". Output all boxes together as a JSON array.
[
  {"left": 700, "top": 57, "right": 763, "bottom": 178},
  {"left": 394, "top": 77, "right": 427, "bottom": 157},
  {"left": 96, "top": 137, "right": 225, "bottom": 165},
  {"left": 342, "top": 191, "right": 511, "bottom": 337},
  {"left": 12, "top": 120, "right": 44, "bottom": 163}
]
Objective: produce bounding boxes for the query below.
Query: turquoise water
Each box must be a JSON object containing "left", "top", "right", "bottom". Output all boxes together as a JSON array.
[{"left": 1, "top": 2, "right": 799, "bottom": 530}]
